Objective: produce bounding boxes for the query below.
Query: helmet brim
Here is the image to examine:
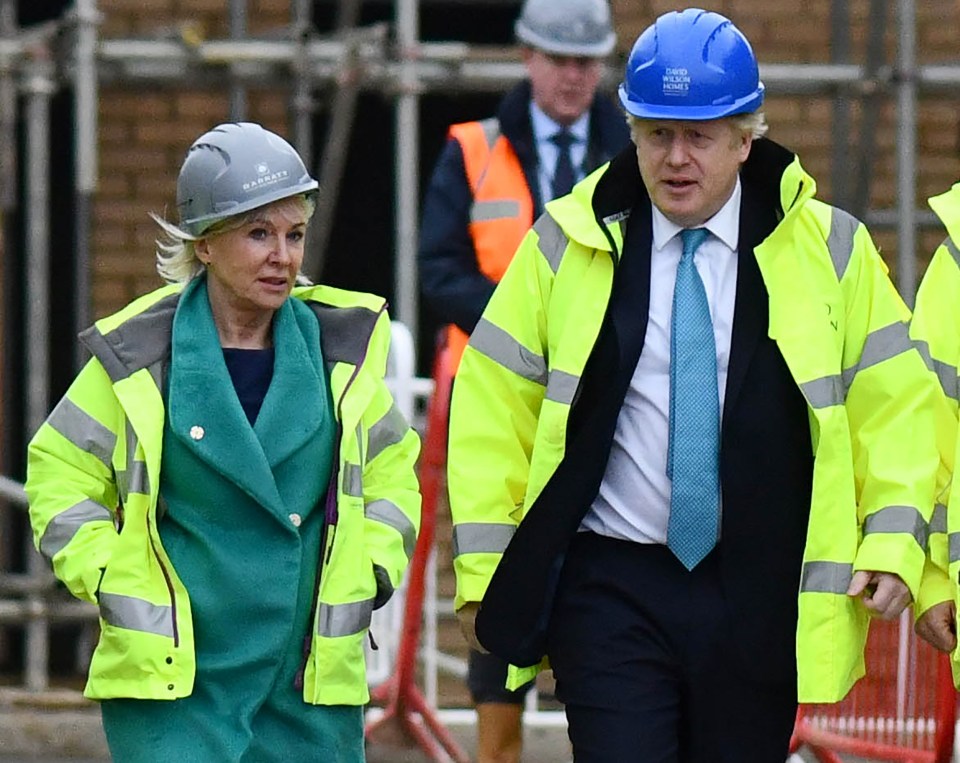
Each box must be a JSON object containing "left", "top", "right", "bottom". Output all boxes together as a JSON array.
[
  {"left": 618, "top": 83, "right": 765, "bottom": 121},
  {"left": 185, "top": 180, "right": 319, "bottom": 237}
]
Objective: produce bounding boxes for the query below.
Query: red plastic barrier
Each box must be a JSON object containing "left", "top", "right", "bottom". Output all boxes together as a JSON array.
[
  {"left": 791, "top": 615, "right": 956, "bottom": 763},
  {"left": 365, "top": 337, "right": 470, "bottom": 763}
]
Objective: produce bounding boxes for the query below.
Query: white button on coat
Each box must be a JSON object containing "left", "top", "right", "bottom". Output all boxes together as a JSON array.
[
  {"left": 189, "top": 425, "right": 205, "bottom": 440},
  {"left": 289, "top": 513, "right": 302, "bottom": 527}
]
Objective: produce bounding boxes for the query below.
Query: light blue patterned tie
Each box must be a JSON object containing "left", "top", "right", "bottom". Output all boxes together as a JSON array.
[{"left": 667, "top": 227, "right": 720, "bottom": 570}]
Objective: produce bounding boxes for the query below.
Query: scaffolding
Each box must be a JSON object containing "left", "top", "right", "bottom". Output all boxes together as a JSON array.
[{"left": 0, "top": 0, "right": 956, "bottom": 736}]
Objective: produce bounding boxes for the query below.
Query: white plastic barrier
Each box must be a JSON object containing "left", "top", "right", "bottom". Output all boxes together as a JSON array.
[
  {"left": 371, "top": 322, "right": 564, "bottom": 733},
  {"left": 366, "top": 321, "right": 434, "bottom": 688}
]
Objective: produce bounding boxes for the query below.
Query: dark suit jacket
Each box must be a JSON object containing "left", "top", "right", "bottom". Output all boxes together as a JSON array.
[{"left": 476, "top": 138, "right": 814, "bottom": 686}]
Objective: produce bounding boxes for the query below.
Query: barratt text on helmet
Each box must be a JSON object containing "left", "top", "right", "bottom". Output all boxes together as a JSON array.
[{"left": 242, "top": 168, "right": 290, "bottom": 193}]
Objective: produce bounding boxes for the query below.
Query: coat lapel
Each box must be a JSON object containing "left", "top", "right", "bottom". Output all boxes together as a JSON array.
[
  {"left": 723, "top": 179, "right": 778, "bottom": 420},
  {"left": 611, "top": 199, "right": 653, "bottom": 375},
  {"left": 253, "top": 298, "right": 329, "bottom": 469},
  {"left": 166, "top": 278, "right": 283, "bottom": 513}
]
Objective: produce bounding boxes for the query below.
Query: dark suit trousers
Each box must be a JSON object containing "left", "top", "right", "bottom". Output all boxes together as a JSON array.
[{"left": 545, "top": 532, "right": 797, "bottom": 763}]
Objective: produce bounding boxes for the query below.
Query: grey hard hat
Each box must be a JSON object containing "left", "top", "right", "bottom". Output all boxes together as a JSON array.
[
  {"left": 176, "top": 122, "right": 318, "bottom": 237},
  {"left": 515, "top": 0, "right": 616, "bottom": 58}
]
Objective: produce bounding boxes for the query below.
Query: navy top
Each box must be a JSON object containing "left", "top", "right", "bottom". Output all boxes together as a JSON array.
[{"left": 222, "top": 347, "right": 275, "bottom": 424}]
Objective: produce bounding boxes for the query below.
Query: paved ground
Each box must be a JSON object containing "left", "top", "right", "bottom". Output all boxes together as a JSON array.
[{"left": 0, "top": 691, "right": 888, "bottom": 762}]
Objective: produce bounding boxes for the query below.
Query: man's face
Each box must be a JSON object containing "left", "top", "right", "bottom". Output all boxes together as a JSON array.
[
  {"left": 524, "top": 48, "right": 603, "bottom": 126},
  {"left": 634, "top": 118, "right": 753, "bottom": 228}
]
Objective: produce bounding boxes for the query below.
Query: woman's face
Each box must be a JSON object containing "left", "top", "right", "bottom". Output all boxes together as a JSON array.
[{"left": 197, "top": 198, "right": 308, "bottom": 318}]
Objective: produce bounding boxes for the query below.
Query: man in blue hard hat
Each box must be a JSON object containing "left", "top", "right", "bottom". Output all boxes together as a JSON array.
[{"left": 446, "top": 7, "right": 941, "bottom": 760}]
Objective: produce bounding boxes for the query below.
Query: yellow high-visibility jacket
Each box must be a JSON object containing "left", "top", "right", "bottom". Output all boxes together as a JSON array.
[
  {"left": 910, "top": 182, "right": 960, "bottom": 684},
  {"left": 449, "top": 147, "right": 940, "bottom": 703},
  {"left": 25, "top": 283, "right": 421, "bottom": 705}
]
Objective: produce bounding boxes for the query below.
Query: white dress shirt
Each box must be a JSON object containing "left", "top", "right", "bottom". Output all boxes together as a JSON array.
[
  {"left": 529, "top": 102, "right": 590, "bottom": 204},
  {"left": 580, "top": 179, "right": 742, "bottom": 543}
]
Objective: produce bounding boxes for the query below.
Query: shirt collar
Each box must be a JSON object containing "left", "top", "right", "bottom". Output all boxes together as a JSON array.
[
  {"left": 651, "top": 177, "right": 742, "bottom": 253},
  {"left": 530, "top": 101, "right": 590, "bottom": 145}
]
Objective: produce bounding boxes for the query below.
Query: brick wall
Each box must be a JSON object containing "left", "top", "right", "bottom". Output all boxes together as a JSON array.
[
  {"left": 90, "top": 2, "right": 960, "bottom": 318},
  {"left": 92, "top": 0, "right": 293, "bottom": 316}
]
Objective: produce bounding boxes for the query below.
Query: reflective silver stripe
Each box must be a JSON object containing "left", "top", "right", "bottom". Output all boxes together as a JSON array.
[
  {"left": 317, "top": 598, "right": 374, "bottom": 638},
  {"left": 913, "top": 338, "right": 933, "bottom": 370},
  {"left": 930, "top": 503, "right": 948, "bottom": 536},
  {"left": 546, "top": 369, "right": 580, "bottom": 405},
  {"left": 944, "top": 236, "right": 960, "bottom": 270},
  {"left": 827, "top": 207, "right": 859, "bottom": 279},
  {"left": 118, "top": 460, "right": 149, "bottom": 499},
  {"left": 469, "top": 319, "right": 547, "bottom": 386},
  {"left": 471, "top": 200, "right": 520, "bottom": 223},
  {"left": 808, "top": 322, "right": 916, "bottom": 408},
  {"left": 801, "top": 561, "right": 853, "bottom": 594},
  {"left": 934, "top": 359, "right": 959, "bottom": 402},
  {"left": 46, "top": 398, "right": 115, "bottom": 469},
  {"left": 452, "top": 523, "right": 515, "bottom": 557},
  {"left": 534, "top": 214, "right": 568, "bottom": 275},
  {"left": 365, "top": 499, "right": 417, "bottom": 560},
  {"left": 148, "top": 360, "right": 164, "bottom": 394},
  {"left": 478, "top": 117, "right": 500, "bottom": 147},
  {"left": 950, "top": 532, "right": 960, "bottom": 565},
  {"left": 912, "top": 339, "right": 960, "bottom": 402},
  {"left": 800, "top": 375, "right": 845, "bottom": 409},
  {"left": 39, "top": 499, "right": 113, "bottom": 560},
  {"left": 367, "top": 404, "right": 409, "bottom": 462},
  {"left": 99, "top": 591, "right": 173, "bottom": 638},
  {"left": 841, "top": 322, "right": 912, "bottom": 389},
  {"left": 119, "top": 420, "right": 149, "bottom": 499},
  {"left": 79, "top": 293, "right": 180, "bottom": 382},
  {"left": 343, "top": 463, "right": 363, "bottom": 498},
  {"left": 862, "top": 505, "right": 928, "bottom": 549}
]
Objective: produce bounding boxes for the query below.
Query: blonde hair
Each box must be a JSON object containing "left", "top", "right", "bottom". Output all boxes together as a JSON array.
[
  {"left": 153, "top": 194, "right": 317, "bottom": 284},
  {"left": 626, "top": 110, "right": 769, "bottom": 145}
]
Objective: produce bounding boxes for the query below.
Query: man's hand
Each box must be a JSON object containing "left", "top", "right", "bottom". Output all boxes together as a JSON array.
[
  {"left": 456, "top": 601, "right": 488, "bottom": 653},
  {"left": 916, "top": 600, "right": 958, "bottom": 653},
  {"left": 847, "top": 571, "right": 912, "bottom": 620}
]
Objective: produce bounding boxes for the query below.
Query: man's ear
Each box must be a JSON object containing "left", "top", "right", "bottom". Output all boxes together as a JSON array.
[{"left": 739, "top": 132, "right": 754, "bottom": 164}]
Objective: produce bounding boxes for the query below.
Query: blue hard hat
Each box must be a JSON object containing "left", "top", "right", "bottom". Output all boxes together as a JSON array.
[{"left": 618, "top": 8, "right": 764, "bottom": 120}]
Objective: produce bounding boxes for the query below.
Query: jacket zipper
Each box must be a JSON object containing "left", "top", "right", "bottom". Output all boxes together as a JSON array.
[{"left": 146, "top": 514, "right": 179, "bottom": 648}]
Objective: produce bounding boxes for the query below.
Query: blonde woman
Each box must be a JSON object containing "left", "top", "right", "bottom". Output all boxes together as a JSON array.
[{"left": 26, "top": 122, "right": 421, "bottom": 762}]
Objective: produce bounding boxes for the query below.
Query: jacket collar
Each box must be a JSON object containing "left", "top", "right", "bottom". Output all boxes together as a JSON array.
[{"left": 548, "top": 136, "right": 811, "bottom": 257}]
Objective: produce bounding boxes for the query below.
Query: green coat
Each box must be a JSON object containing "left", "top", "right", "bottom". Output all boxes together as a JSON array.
[
  {"left": 101, "top": 276, "right": 361, "bottom": 761},
  {"left": 26, "top": 278, "right": 421, "bottom": 711}
]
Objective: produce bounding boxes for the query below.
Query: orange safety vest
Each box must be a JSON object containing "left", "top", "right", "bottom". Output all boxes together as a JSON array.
[{"left": 446, "top": 118, "right": 534, "bottom": 374}]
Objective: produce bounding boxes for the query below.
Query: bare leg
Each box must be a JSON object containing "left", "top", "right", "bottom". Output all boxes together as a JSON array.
[{"left": 475, "top": 702, "right": 524, "bottom": 763}]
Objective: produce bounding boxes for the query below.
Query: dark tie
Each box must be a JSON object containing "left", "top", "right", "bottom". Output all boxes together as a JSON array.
[
  {"left": 667, "top": 228, "right": 720, "bottom": 570},
  {"left": 550, "top": 129, "right": 576, "bottom": 199}
]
